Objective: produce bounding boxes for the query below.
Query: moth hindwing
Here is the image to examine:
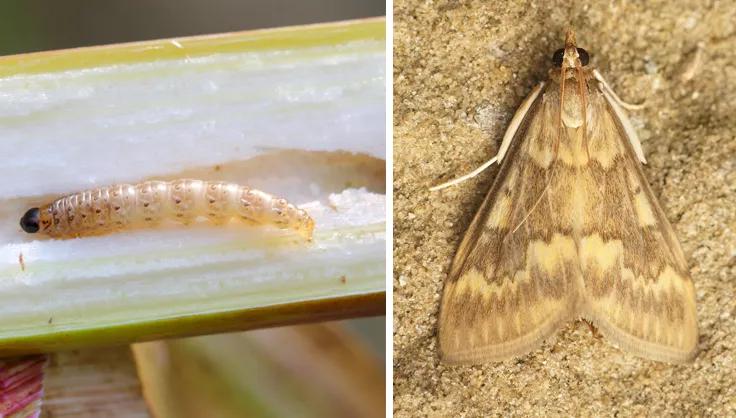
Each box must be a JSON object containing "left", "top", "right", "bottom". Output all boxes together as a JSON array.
[{"left": 437, "top": 30, "right": 698, "bottom": 364}]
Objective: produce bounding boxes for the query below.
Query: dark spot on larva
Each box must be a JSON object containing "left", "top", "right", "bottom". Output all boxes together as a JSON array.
[
  {"left": 81, "top": 213, "right": 87, "bottom": 218},
  {"left": 340, "top": 276, "right": 347, "bottom": 284},
  {"left": 95, "top": 208, "right": 101, "bottom": 214},
  {"left": 209, "top": 198, "right": 216, "bottom": 204},
  {"left": 174, "top": 198, "right": 181, "bottom": 204},
  {"left": 214, "top": 165, "right": 221, "bottom": 171},
  {"left": 48, "top": 317, "right": 53, "bottom": 324},
  {"left": 114, "top": 206, "right": 121, "bottom": 211},
  {"left": 208, "top": 213, "right": 216, "bottom": 217},
  {"left": 145, "top": 217, "right": 153, "bottom": 221},
  {"left": 176, "top": 213, "right": 183, "bottom": 218},
  {"left": 116, "top": 221, "right": 123, "bottom": 225},
  {"left": 143, "top": 202, "right": 150, "bottom": 208}
]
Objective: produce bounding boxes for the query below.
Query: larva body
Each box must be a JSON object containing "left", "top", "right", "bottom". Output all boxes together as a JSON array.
[{"left": 21, "top": 180, "right": 314, "bottom": 240}]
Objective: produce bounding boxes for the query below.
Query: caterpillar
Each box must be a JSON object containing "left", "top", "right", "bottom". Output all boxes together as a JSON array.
[{"left": 19, "top": 180, "right": 314, "bottom": 240}]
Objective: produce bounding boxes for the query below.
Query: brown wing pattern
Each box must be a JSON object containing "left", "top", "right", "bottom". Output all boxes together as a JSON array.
[
  {"left": 439, "top": 89, "right": 582, "bottom": 364},
  {"left": 579, "top": 95, "right": 698, "bottom": 363},
  {"left": 439, "top": 83, "right": 697, "bottom": 364}
]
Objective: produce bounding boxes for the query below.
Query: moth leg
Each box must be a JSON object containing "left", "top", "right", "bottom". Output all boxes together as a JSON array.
[
  {"left": 593, "top": 69, "right": 645, "bottom": 111},
  {"left": 581, "top": 319, "right": 602, "bottom": 339},
  {"left": 429, "top": 156, "right": 498, "bottom": 191},
  {"left": 600, "top": 87, "right": 647, "bottom": 164},
  {"left": 430, "top": 82, "right": 545, "bottom": 191}
]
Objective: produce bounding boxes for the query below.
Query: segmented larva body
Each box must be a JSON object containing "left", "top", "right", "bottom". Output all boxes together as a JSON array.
[{"left": 26, "top": 180, "right": 314, "bottom": 240}]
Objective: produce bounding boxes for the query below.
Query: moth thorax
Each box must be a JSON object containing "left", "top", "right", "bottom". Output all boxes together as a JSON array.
[{"left": 560, "top": 83, "right": 589, "bottom": 129}]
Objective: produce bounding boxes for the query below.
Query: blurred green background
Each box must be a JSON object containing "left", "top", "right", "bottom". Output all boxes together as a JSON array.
[{"left": 0, "top": 0, "right": 385, "bottom": 55}]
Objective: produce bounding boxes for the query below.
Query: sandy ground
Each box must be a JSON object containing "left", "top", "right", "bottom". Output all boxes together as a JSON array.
[{"left": 393, "top": 1, "right": 736, "bottom": 416}]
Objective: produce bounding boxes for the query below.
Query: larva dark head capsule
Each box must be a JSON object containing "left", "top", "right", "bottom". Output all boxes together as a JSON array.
[{"left": 20, "top": 208, "right": 41, "bottom": 233}]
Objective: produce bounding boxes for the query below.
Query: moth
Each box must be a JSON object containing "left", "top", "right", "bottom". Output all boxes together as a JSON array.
[
  {"left": 19, "top": 179, "right": 315, "bottom": 241},
  {"left": 434, "top": 30, "right": 698, "bottom": 364}
]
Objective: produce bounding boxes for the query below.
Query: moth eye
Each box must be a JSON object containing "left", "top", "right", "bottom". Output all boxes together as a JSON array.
[
  {"left": 577, "top": 47, "right": 590, "bottom": 66},
  {"left": 552, "top": 48, "right": 565, "bottom": 67}
]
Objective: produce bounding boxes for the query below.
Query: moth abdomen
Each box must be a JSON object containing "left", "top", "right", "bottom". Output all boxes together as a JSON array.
[{"left": 23, "top": 180, "right": 314, "bottom": 240}]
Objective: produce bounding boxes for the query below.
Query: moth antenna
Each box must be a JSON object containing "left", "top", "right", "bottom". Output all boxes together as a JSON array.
[
  {"left": 429, "top": 156, "right": 498, "bottom": 191},
  {"left": 578, "top": 66, "right": 590, "bottom": 161},
  {"left": 593, "top": 69, "right": 645, "bottom": 110},
  {"left": 556, "top": 62, "right": 565, "bottom": 158}
]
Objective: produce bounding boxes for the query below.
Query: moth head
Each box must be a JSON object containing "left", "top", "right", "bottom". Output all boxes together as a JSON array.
[{"left": 552, "top": 29, "right": 589, "bottom": 69}]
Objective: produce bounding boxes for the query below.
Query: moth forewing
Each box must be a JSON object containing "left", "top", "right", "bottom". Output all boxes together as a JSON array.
[
  {"left": 581, "top": 87, "right": 698, "bottom": 363},
  {"left": 496, "top": 82, "right": 546, "bottom": 164},
  {"left": 439, "top": 81, "right": 575, "bottom": 365},
  {"left": 437, "top": 30, "right": 697, "bottom": 364},
  {"left": 598, "top": 85, "right": 647, "bottom": 164}
]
